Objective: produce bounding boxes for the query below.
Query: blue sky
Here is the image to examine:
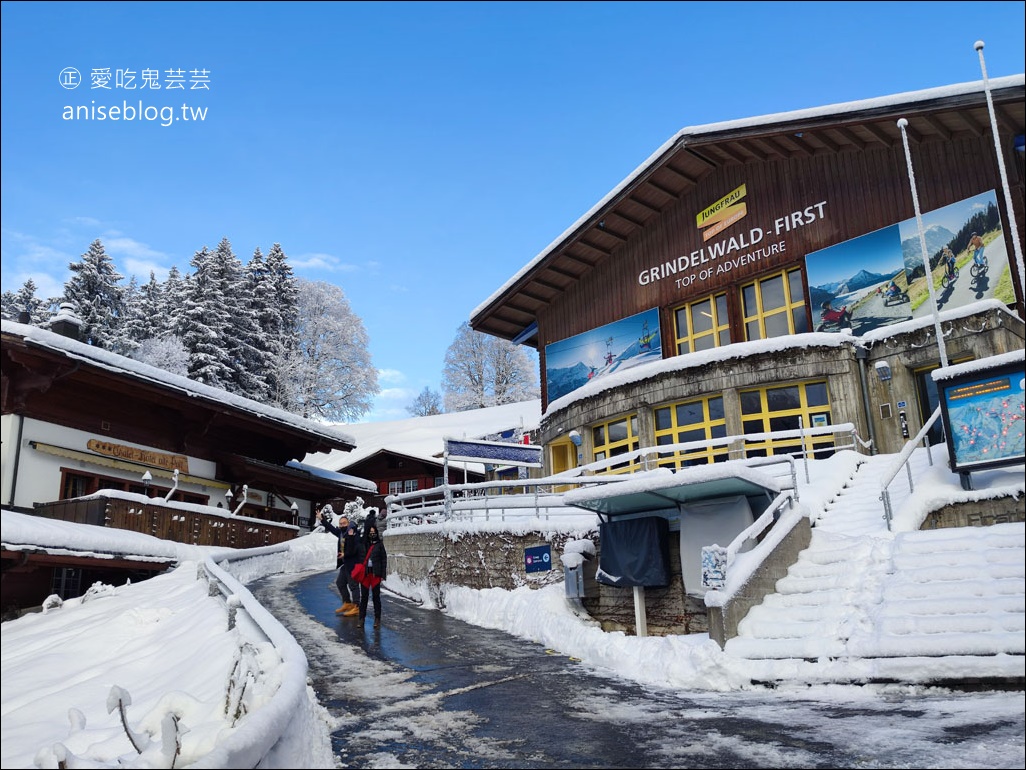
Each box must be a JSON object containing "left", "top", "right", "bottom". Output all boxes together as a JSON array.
[{"left": 2, "top": 1, "right": 1024, "bottom": 422}]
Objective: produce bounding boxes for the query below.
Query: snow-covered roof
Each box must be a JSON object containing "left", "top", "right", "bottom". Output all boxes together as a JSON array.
[
  {"left": 303, "top": 400, "right": 542, "bottom": 475},
  {"left": 472, "top": 75, "right": 1025, "bottom": 321},
  {"left": 1, "top": 319, "right": 356, "bottom": 449},
  {"left": 931, "top": 346, "right": 1025, "bottom": 382},
  {"left": 544, "top": 301, "right": 1023, "bottom": 419}
]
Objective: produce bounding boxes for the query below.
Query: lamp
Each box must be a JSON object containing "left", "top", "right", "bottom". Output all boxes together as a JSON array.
[
  {"left": 224, "top": 488, "right": 233, "bottom": 505},
  {"left": 874, "top": 360, "right": 892, "bottom": 382},
  {"left": 141, "top": 470, "right": 152, "bottom": 492},
  {"left": 568, "top": 430, "right": 582, "bottom": 447}
]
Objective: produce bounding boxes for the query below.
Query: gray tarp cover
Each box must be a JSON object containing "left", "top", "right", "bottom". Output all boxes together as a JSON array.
[{"left": 596, "top": 516, "right": 671, "bottom": 588}]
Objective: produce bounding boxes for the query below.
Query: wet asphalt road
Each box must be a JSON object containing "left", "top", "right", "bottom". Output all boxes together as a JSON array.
[{"left": 250, "top": 570, "right": 1023, "bottom": 769}]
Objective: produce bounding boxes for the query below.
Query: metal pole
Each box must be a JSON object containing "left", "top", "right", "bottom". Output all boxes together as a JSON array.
[
  {"left": 897, "top": 118, "right": 949, "bottom": 368},
  {"left": 975, "top": 41, "right": 1026, "bottom": 307}
]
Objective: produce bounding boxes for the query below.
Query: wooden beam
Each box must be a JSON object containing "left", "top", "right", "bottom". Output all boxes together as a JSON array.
[
  {"left": 834, "top": 126, "right": 867, "bottom": 151},
  {"left": 609, "top": 208, "right": 646, "bottom": 228},
  {"left": 772, "top": 134, "right": 812, "bottom": 156},
  {"left": 712, "top": 142, "right": 748, "bottom": 165},
  {"left": 811, "top": 130, "right": 840, "bottom": 153},
  {"left": 661, "top": 163, "right": 699, "bottom": 185},
  {"left": 685, "top": 148, "right": 717, "bottom": 168},
  {"left": 861, "top": 121, "right": 893, "bottom": 146},
  {"left": 921, "top": 114, "right": 953, "bottom": 142},
  {"left": 595, "top": 223, "right": 629, "bottom": 242},
  {"left": 955, "top": 111, "right": 984, "bottom": 136},
  {"left": 643, "top": 178, "right": 681, "bottom": 200},
  {"left": 543, "top": 263, "right": 585, "bottom": 281},
  {"left": 564, "top": 246, "right": 605, "bottom": 262},
  {"left": 626, "top": 195, "right": 663, "bottom": 215}
]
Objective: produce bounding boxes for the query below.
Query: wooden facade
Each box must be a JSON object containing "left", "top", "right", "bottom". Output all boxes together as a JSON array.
[
  {"left": 470, "top": 77, "right": 1026, "bottom": 464},
  {"left": 473, "top": 79, "right": 1025, "bottom": 357},
  {"left": 324, "top": 449, "right": 485, "bottom": 512}
]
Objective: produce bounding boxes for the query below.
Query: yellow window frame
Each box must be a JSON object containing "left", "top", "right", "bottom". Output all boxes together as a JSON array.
[
  {"left": 740, "top": 380, "right": 834, "bottom": 458},
  {"left": 673, "top": 293, "right": 730, "bottom": 355},
  {"left": 653, "top": 395, "right": 729, "bottom": 468},
  {"left": 741, "top": 267, "right": 807, "bottom": 341},
  {"left": 591, "top": 413, "right": 640, "bottom": 475}
]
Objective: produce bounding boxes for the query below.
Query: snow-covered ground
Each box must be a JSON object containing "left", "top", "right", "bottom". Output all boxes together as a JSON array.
[{"left": 1, "top": 445, "right": 1023, "bottom": 768}]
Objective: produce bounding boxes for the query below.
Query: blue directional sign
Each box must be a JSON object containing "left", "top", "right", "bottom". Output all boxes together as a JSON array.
[{"left": 524, "top": 545, "right": 551, "bottom": 573}]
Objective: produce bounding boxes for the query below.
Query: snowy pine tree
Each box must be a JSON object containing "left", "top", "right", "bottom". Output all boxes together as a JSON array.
[
  {"left": 112, "top": 276, "right": 143, "bottom": 356},
  {"left": 162, "top": 266, "right": 188, "bottom": 335},
  {"left": 180, "top": 245, "right": 234, "bottom": 388},
  {"left": 62, "top": 239, "right": 126, "bottom": 347},
  {"left": 262, "top": 243, "right": 300, "bottom": 408},
  {"left": 1, "top": 279, "right": 56, "bottom": 324},
  {"left": 210, "top": 238, "right": 268, "bottom": 401}
]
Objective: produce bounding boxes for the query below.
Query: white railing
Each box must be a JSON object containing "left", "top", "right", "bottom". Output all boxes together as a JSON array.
[
  {"left": 385, "top": 421, "right": 867, "bottom": 528},
  {"left": 879, "top": 406, "right": 941, "bottom": 530},
  {"left": 188, "top": 544, "right": 310, "bottom": 768}
]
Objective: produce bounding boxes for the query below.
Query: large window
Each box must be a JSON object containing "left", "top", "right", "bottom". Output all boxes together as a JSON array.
[
  {"left": 740, "top": 380, "right": 834, "bottom": 458},
  {"left": 741, "top": 268, "right": 809, "bottom": 341},
  {"left": 592, "top": 414, "right": 640, "bottom": 474},
  {"left": 59, "top": 468, "right": 206, "bottom": 505},
  {"left": 654, "top": 395, "right": 729, "bottom": 468},
  {"left": 673, "top": 294, "right": 731, "bottom": 354}
]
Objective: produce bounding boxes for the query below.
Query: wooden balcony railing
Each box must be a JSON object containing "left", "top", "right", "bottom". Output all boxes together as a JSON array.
[{"left": 34, "top": 493, "right": 299, "bottom": 549}]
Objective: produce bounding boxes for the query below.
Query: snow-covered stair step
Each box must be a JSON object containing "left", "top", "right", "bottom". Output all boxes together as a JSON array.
[
  {"left": 882, "top": 577, "right": 1026, "bottom": 601},
  {"left": 725, "top": 635, "right": 847, "bottom": 661},
  {"left": 846, "top": 629, "right": 1026, "bottom": 657},
  {"left": 739, "top": 605, "right": 851, "bottom": 639},
  {"left": 874, "top": 595, "right": 1025, "bottom": 618}
]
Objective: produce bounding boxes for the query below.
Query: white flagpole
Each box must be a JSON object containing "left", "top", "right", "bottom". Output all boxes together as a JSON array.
[
  {"left": 897, "top": 118, "right": 949, "bottom": 368},
  {"left": 975, "top": 40, "right": 1026, "bottom": 308}
]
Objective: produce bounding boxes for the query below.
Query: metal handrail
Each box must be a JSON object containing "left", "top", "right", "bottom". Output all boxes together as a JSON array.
[
  {"left": 879, "top": 406, "right": 941, "bottom": 530},
  {"left": 701, "top": 490, "right": 796, "bottom": 594}
]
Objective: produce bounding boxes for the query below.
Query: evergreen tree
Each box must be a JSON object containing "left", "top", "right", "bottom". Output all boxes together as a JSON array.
[
  {"left": 263, "top": 243, "right": 301, "bottom": 408},
  {"left": 63, "top": 239, "right": 125, "bottom": 347},
  {"left": 180, "top": 245, "right": 234, "bottom": 388},
  {"left": 211, "top": 237, "right": 268, "bottom": 400},
  {"left": 1, "top": 279, "right": 55, "bottom": 324},
  {"left": 407, "top": 386, "right": 444, "bottom": 416},
  {"left": 442, "top": 322, "right": 539, "bottom": 411},
  {"left": 162, "top": 265, "right": 187, "bottom": 335},
  {"left": 136, "top": 271, "right": 165, "bottom": 343},
  {"left": 112, "top": 275, "right": 143, "bottom": 356}
]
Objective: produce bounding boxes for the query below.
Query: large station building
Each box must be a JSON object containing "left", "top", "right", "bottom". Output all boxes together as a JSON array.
[{"left": 471, "top": 76, "right": 1025, "bottom": 475}]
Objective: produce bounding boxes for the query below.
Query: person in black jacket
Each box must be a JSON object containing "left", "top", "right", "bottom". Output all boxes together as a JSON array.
[
  {"left": 356, "top": 521, "right": 387, "bottom": 628},
  {"left": 318, "top": 506, "right": 361, "bottom": 616}
]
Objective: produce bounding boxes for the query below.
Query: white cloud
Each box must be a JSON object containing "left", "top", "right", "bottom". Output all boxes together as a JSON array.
[
  {"left": 290, "top": 252, "right": 360, "bottom": 272},
  {"left": 377, "top": 369, "right": 407, "bottom": 386}
]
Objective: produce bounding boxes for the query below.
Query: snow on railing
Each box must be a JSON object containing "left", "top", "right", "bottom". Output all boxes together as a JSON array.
[
  {"left": 384, "top": 422, "right": 861, "bottom": 527},
  {"left": 879, "top": 406, "right": 941, "bottom": 530},
  {"left": 700, "top": 490, "right": 797, "bottom": 597}
]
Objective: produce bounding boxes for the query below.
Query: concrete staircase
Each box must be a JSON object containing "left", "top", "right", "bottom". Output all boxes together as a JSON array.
[{"left": 723, "top": 452, "right": 1026, "bottom": 683}]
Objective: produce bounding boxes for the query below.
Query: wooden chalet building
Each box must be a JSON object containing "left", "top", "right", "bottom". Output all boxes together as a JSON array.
[
  {"left": 1, "top": 312, "right": 375, "bottom": 609},
  {"left": 471, "top": 76, "right": 1026, "bottom": 474}
]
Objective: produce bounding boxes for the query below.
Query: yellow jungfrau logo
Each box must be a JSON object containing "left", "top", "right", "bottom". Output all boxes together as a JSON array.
[{"left": 696, "top": 183, "right": 748, "bottom": 231}]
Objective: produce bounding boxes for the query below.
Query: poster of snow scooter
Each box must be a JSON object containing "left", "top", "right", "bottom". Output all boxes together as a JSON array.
[
  {"left": 545, "top": 307, "right": 662, "bottom": 403},
  {"left": 805, "top": 189, "right": 1009, "bottom": 335}
]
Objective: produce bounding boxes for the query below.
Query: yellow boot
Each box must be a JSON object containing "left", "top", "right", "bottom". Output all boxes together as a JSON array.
[
  {"left": 342, "top": 605, "right": 360, "bottom": 617},
  {"left": 335, "top": 602, "right": 356, "bottom": 614}
]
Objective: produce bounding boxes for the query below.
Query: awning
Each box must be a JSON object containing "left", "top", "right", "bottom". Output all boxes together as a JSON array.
[
  {"left": 564, "top": 463, "right": 782, "bottom": 517},
  {"left": 29, "top": 441, "right": 229, "bottom": 490}
]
